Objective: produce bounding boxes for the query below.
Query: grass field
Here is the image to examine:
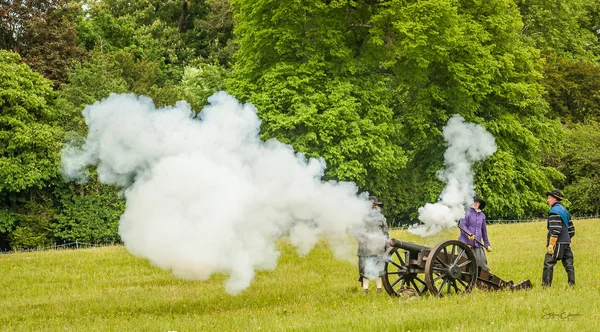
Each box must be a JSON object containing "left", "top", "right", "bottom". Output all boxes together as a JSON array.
[{"left": 1, "top": 219, "right": 599, "bottom": 331}]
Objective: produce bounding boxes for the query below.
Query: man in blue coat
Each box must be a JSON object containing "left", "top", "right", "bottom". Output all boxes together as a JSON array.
[{"left": 543, "top": 189, "right": 575, "bottom": 287}]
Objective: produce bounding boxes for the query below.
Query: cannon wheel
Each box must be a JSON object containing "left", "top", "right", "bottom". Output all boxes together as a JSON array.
[
  {"left": 383, "top": 247, "right": 428, "bottom": 297},
  {"left": 424, "top": 240, "right": 477, "bottom": 297}
]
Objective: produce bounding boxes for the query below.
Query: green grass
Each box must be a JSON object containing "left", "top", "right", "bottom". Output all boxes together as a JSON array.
[{"left": 1, "top": 219, "right": 599, "bottom": 331}]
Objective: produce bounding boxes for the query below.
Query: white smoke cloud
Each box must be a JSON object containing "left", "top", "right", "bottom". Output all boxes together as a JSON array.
[
  {"left": 62, "top": 92, "right": 372, "bottom": 294},
  {"left": 408, "top": 114, "right": 496, "bottom": 236}
]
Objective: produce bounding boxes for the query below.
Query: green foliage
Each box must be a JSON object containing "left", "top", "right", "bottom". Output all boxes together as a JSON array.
[
  {"left": 542, "top": 56, "right": 600, "bottom": 123},
  {"left": 2, "top": 0, "right": 599, "bottom": 243},
  {"left": 0, "top": 0, "right": 88, "bottom": 84},
  {"left": 0, "top": 50, "right": 126, "bottom": 249},
  {"left": 0, "top": 51, "right": 61, "bottom": 248},
  {"left": 516, "top": 0, "right": 599, "bottom": 57},
  {"left": 179, "top": 63, "right": 229, "bottom": 111},
  {"left": 8, "top": 191, "right": 56, "bottom": 250},
  {"left": 77, "top": 0, "right": 235, "bottom": 74},
  {"left": 60, "top": 50, "right": 182, "bottom": 113},
  {"left": 0, "top": 208, "right": 17, "bottom": 233},
  {"left": 560, "top": 121, "right": 600, "bottom": 216},
  {"left": 394, "top": 0, "right": 560, "bottom": 220},
  {"left": 229, "top": 0, "right": 407, "bottom": 198},
  {"left": 0, "top": 51, "right": 63, "bottom": 193},
  {"left": 52, "top": 182, "right": 124, "bottom": 244}
]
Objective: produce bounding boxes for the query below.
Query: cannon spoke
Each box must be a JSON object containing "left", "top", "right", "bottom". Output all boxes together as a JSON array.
[
  {"left": 456, "top": 277, "right": 468, "bottom": 289},
  {"left": 453, "top": 249, "right": 466, "bottom": 265},
  {"left": 460, "top": 270, "right": 474, "bottom": 276},
  {"left": 415, "top": 277, "right": 426, "bottom": 294},
  {"left": 393, "top": 251, "right": 406, "bottom": 265},
  {"left": 410, "top": 279, "right": 418, "bottom": 291},
  {"left": 436, "top": 279, "right": 448, "bottom": 297},
  {"left": 442, "top": 247, "right": 450, "bottom": 265},
  {"left": 451, "top": 280, "right": 460, "bottom": 293},
  {"left": 431, "top": 266, "right": 446, "bottom": 273},
  {"left": 457, "top": 259, "right": 473, "bottom": 268},
  {"left": 388, "top": 260, "right": 404, "bottom": 270},
  {"left": 390, "top": 276, "right": 403, "bottom": 288},
  {"left": 414, "top": 276, "right": 426, "bottom": 285},
  {"left": 435, "top": 256, "right": 449, "bottom": 268}
]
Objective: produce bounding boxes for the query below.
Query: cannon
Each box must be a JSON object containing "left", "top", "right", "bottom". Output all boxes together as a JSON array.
[{"left": 383, "top": 238, "right": 532, "bottom": 297}]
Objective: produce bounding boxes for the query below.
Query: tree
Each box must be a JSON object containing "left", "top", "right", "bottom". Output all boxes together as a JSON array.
[
  {"left": 369, "top": 0, "right": 565, "bottom": 220},
  {"left": 229, "top": 0, "right": 563, "bottom": 222},
  {"left": 516, "top": 0, "right": 598, "bottom": 58},
  {"left": 0, "top": 0, "right": 88, "bottom": 84},
  {"left": 0, "top": 51, "right": 62, "bottom": 196},
  {"left": 229, "top": 0, "right": 407, "bottom": 204},
  {"left": 77, "top": 0, "right": 235, "bottom": 70},
  {"left": 542, "top": 56, "right": 600, "bottom": 123},
  {"left": 560, "top": 121, "right": 600, "bottom": 216},
  {"left": 0, "top": 50, "right": 64, "bottom": 247}
]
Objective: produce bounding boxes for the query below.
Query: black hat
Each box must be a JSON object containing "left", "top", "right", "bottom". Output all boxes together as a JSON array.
[
  {"left": 473, "top": 195, "right": 486, "bottom": 210},
  {"left": 546, "top": 189, "right": 563, "bottom": 201},
  {"left": 369, "top": 196, "right": 383, "bottom": 206}
]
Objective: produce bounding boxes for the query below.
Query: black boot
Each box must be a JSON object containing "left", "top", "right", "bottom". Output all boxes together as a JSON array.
[
  {"left": 542, "top": 269, "right": 553, "bottom": 287},
  {"left": 567, "top": 271, "right": 575, "bottom": 286},
  {"left": 543, "top": 254, "right": 556, "bottom": 287}
]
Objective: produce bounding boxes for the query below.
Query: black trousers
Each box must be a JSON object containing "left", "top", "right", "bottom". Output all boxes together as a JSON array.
[{"left": 542, "top": 243, "right": 575, "bottom": 286}]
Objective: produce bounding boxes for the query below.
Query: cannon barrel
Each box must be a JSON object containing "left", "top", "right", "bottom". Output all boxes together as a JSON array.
[{"left": 389, "top": 238, "right": 430, "bottom": 253}]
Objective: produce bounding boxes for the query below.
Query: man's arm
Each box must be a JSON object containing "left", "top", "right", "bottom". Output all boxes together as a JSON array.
[
  {"left": 381, "top": 217, "right": 389, "bottom": 238},
  {"left": 568, "top": 219, "right": 575, "bottom": 239},
  {"left": 547, "top": 213, "right": 562, "bottom": 254},
  {"left": 482, "top": 217, "right": 490, "bottom": 247},
  {"left": 460, "top": 215, "right": 475, "bottom": 241},
  {"left": 548, "top": 214, "right": 563, "bottom": 239}
]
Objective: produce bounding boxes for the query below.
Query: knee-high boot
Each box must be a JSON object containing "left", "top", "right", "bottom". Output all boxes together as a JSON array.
[{"left": 542, "top": 268, "right": 553, "bottom": 287}]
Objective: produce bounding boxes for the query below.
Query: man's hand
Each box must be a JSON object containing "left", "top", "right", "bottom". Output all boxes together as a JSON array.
[
  {"left": 547, "top": 236, "right": 558, "bottom": 255},
  {"left": 486, "top": 246, "right": 492, "bottom": 253},
  {"left": 468, "top": 234, "right": 475, "bottom": 241}
]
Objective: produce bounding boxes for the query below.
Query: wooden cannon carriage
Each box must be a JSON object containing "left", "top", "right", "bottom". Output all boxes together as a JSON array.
[{"left": 383, "top": 238, "right": 532, "bottom": 297}]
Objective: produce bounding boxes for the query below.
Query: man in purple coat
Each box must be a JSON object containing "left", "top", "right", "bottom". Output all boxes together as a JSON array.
[{"left": 458, "top": 195, "right": 492, "bottom": 271}]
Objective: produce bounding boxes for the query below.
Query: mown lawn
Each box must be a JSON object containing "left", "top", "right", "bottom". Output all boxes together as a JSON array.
[{"left": 1, "top": 219, "right": 599, "bottom": 331}]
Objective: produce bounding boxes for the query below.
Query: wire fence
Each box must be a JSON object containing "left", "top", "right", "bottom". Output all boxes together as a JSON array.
[
  {"left": 0, "top": 241, "right": 119, "bottom": 255},
  {"left": 391, "top": 215, "right": 599, "bottom": 229},
  {"left": 487, "top": 215, "right": 599, "bottom": 224},
  {"left": 2, "top": 216, "right": 598, "bottom": 253}
]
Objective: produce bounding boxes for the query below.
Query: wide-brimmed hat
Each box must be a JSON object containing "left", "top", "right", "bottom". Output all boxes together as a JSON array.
[
  {"left": 369, "top": 196, "right": 383, "bottom": 206},
  {"left": 473, "top": 194, "right": 486, "bottom": 210},
  {"left": 546, "top": 189, "right": 564, "bottom": 201}
]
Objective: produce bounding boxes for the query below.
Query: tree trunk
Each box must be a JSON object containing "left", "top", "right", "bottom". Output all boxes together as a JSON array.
[{"left": 179, "top": 1, "right": 188, "bottom": 33}]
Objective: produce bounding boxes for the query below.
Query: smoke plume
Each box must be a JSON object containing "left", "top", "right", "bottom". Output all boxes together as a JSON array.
[
  {"left": 408, "top": 115, "right": 496, "bottom": 236},
  {"left": 62, "top": 92, "right": 372, "bottom": 294}
]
